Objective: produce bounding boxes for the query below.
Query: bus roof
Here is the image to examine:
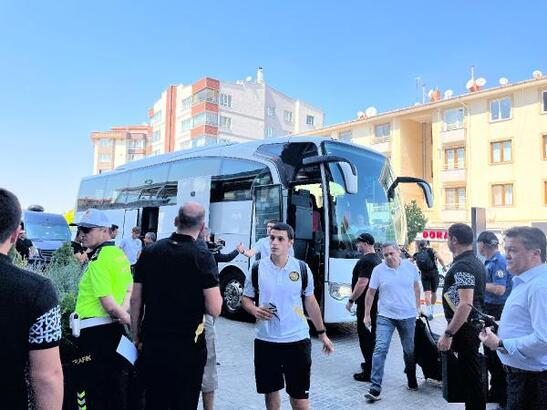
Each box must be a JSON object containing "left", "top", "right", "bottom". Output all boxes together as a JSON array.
[{"left": 86, "top": 135, "right": 383, "bottom": 180}]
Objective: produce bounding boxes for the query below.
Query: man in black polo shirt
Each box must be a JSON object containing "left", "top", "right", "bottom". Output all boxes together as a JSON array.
[
  {"left": 345, "top": 233, "right": 382, "bottom": 382},
  {"left": 131, "top": 202, "right": 222, "bottom": 409},
  {"left": 0, "top": 188, "right": 63, "bottom": 409},
  {"left": 438, "top": 223, "right": 486, "bottom": 409}
]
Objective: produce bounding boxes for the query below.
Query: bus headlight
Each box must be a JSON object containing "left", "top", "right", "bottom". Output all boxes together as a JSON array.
[{"left": 328, "top": 282, "right": 352, "bottom": 301}]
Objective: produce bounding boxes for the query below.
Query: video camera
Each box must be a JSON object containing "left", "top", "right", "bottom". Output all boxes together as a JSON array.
[
  {"left": 206, "top": 237, "right": 225, "bottom": 255},
  {"left": 468, "top": 304, "right": 499, "bottom": 332}
]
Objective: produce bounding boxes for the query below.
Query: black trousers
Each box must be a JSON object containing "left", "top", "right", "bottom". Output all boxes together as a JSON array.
[
  {"left": 505, "top": 369, "right": 547, "bottom": 410},
  {"left": 483, "top": 303, "right": 507, "bottom": 404},
  {"left": 452, "top": 323, "right": 486, "bottom": 410},
  {"left": 356, "top": 303, "right": 376, "bottom": 377},
  {"left": 139, "top": 335, "right": 207, "bottom": 410},
  {"left": 73, "top": 323, "right": 130, "bottom": 410}
]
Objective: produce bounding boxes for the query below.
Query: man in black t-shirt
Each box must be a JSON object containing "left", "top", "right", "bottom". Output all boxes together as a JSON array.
[
  {"left": 15, "top": 224, "right": 36, "bottom": 259},
  {"left": 438, "top": 223, "right": 486, "bottom": 409},
  {"left": 131, "top": 202, "right": 222, "bottom": 409},
  {"left": 345, "top": 233, "right": 382, "bottom": 382},
  {"left": 0, "top": 188, "right": 63, "bottom": 409}
]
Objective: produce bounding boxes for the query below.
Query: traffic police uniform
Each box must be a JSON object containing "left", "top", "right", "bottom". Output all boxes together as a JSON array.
[
  {"left": 484, "top": 250, "right": 512, "bottom": 405},
  {"left": 72, "top": 240, "right": 133, "bottom": 409}
]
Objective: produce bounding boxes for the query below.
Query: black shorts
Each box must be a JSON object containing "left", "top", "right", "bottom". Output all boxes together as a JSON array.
[
  {"left": 254, "top": 338, "right": 311, "bottom": 399},
  {"left": 421, "top": 271, "right": 439, "bottom": 292}
]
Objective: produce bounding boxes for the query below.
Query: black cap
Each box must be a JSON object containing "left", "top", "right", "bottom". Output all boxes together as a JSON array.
[
  {"left": 111, "top": 224, "right": 119, "bottom": 230},
  {"left": 356, "top": 232, "right": 375, "bottom": 245},
  {"left": 477, "top": 231, "right": 499, "bottom": 246}
]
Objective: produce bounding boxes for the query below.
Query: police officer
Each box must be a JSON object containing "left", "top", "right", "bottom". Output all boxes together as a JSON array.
[
  {"left": 477, "top": 231, "right": 511, "bottom": 407},
  {"left": 71, "top": 209, "right": 134, "bottom": 410}
]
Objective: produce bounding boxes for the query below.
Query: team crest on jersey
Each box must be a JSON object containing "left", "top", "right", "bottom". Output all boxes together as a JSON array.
[
  {"left": 495, "top": 270, "right": 505, "bottom": 279},
  {"left": 289, "top": 271, "right": 300, "bottom": 281}
]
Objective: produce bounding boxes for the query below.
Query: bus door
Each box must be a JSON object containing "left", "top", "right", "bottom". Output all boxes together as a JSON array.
[
  {"left": 251, "top": 184, "right": 282, "bottom": 265},
  {"left": 122, "top": 209, "right": 139, "bottom": 238}
]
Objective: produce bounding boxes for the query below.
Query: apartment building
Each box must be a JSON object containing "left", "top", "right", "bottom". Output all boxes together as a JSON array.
[
  {"left": 148, "top": 68, "right": 324, "bottom": 155},
  {"left": 90, "top": 125, "right": 149, "bottom": 174},
  {"left": 302, "top": 73, "right": 547, "bottom": 238}
]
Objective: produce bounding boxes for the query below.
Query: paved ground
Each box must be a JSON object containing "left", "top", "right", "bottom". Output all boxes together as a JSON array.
[{"left": 207, "top": 303, "right": 471, "bottom": 409}]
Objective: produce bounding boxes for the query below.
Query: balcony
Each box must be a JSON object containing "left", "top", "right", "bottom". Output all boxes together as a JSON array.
[
  {"left": 440, "top": 167, "right": 466, "bottom": 183},
  {"left": 440, "top": 207, "right": 468, "bottom": 223},
  {"left": 371, "top": 137, "right": 391, "bottom": 153},
  {"left": 439, "top": 127, "right": 466, "bottom": 145}
]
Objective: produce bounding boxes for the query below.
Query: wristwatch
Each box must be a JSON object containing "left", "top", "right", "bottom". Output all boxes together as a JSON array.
[
  {"left": 497, "top": 339, "right": 508, "bottom": 354},
  {"left": 444, "top": 330, "right": 454, "bottom": 338},
  {"left": 316, "top": 329, "right": 327, "bottom": 335}
]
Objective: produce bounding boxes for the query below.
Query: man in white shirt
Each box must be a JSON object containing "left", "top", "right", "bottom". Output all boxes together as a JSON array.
[
  {"left": 364, "top": 242, "right": 421, "bottom": 402},
  {"left": 242, "top": 222, "right": 333, "bottom": 410},
  {"left": 243, "top": 219, "right": 294, "bottom": 260},
  {"left": 119, "top": 226, "right": 142, "bottom": 269}
]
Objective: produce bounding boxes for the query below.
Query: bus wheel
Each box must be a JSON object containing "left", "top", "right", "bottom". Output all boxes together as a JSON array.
[{"left": 220, "top": 270, "right": 245, "bottom": 319}]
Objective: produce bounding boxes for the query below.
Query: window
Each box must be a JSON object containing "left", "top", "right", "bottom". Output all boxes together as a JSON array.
[
  {"left": 443, "top": 108, "right": 465, "bottom": 131},
  {"left": 267, "top": 106, "right": 275, "bottom": 117},
  {"left": 100, "top": 138, "right": 111, "bottom": 147},
  {"left": 124, "top": 163, "right": 170, "bottom": 207},
  {"left": 151, "top": 110, "right": 162, "bottom": 123},
  {"left": 181, "top": 118, "right": 193, "bottom": 131},
  {"left": 99, "top": 154, "right": 111, "bottom": 162},
  {"left": 339, "top": 130, "right": 352, "bottom": 141},
  {"left": 543, "top": 91, "right": 547, "bottom": 113},
  {"left": 492, "top": 184, "right": 513, "bottom": 207},
  {"left": 445, "top": 187, "right": 466, "bottom": 209},
  {"left": 219, "top": 115, "right": 231, "bottom": 129},
  {"left": 193, "top": 88, "right": 218, "bottom": 105},
  {"left": 102, "top": 172, "right": 130, "bottom": 208},
  {"left": 284, "top": 110, "right": 293, "bottom": 123},
  {"left": 76, "top": 176, "right": 107, "bottom": 211},
  {"left": 151, "top": 130, "right": 161, "bottom": 142},
  {"left": 445, "top": 147, "right": 465, "bottom": 169},
  {"left": 490, "top": 97, "right": 512, "bottom": 121},
  {"left": 128, "top": 139, "right": 144, "bottom": 149},
  {"left": 543, "top": 135, "right": 547, "bottom": 160},
  {"left": 219, "top": 93, "right": 232, "bottom": 107},
  {"left": 210, "top": 158, "right": 272, "bottom": 202},
  {"left": 491, "top": 140, "right": 512, "bottom": 163},
  {"left": 181, "top": 96, "right": 192, "bottom": 110},
  {"left": 374, "top": 123, "right": 391, "bottom": 142},
  {"left": 192, "top": 111, "right": 218, "bottom": 127},
  {"left": 306, "top": 115, "right": 315, "bottom": 126},
  {"left": 265, "top": 127, "right": 274, "bottom": 138}
]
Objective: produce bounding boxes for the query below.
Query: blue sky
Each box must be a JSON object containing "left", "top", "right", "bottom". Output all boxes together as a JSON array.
[{"left": 1, "top": 0, "right": 546, "bottom": 213}]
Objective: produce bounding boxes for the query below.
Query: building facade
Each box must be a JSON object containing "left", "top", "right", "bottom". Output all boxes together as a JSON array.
[
  {"left": 302, "top": 75, "right": 547, "bottom": 238},
  {"left": 90, "top": 125, "right": 150, "bottom": 174},
  {"left": 148, "top": 68, "right": 324, "bottom": 155}
]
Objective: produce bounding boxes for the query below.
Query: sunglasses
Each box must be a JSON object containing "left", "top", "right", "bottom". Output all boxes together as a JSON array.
[{"left": 80, "top": 227, "right": 96, "bottom": 234}]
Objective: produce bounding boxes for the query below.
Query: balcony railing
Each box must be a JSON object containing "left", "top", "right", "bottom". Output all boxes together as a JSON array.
[{"left": 440, "top": 127, "right": 466, "bottom": 145}]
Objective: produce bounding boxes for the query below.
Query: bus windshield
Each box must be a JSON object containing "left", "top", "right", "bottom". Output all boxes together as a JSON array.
[{"left": 322, "top": 141, "right": 406, "bottom": 257}]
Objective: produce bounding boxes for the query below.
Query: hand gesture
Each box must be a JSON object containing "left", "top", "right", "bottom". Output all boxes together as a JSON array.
[
  {"left": 479, "top": 327, "right": 500, "bottom": 350},
  {"left": 254, "top": 306, "right": 274, "bottom": 321},
  {"left": 237, "top": 243, "right": 246, "bottom": 254},
  {"left": 319, "top": 333, "right": 334, "bottom": 355}
]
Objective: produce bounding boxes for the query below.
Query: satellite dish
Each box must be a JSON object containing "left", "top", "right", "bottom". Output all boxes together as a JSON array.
[
  {"left": 444, "top": 89, "right": 454, "bottom": 99},
  {"left": 476, "top": 77, "right": 486, "bottom": 87},
  {"left": 245, "top": 76, "right": 253, "bottom": 82},
  {"left": 533, "top": 70, "right": 543, "bottom": 79},
  {"left": 27, "top": 204, "right": 45, "bottom": 212},
  {"left": 427, "top": 89, "right": 434, "bottom": 98},
  {"left": 357, "top": 111, "right": 365, "bottom": 118},
  {"left": 466, "top": 80, "right": 475, "bottom": 89},
  {"left": 365, "top": 106, "right": 377, "bottom": 117},
  {"left": 499, "top": 77, "right": 509, "bottom": 86}
]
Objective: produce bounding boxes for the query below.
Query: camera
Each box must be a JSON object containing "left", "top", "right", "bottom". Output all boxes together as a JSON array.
[
  {"left": 468, "top": 304, "right": 499, "bottom": 332},
  {"left": 206, "top": 239, "right": 225, "bottom": 254}
]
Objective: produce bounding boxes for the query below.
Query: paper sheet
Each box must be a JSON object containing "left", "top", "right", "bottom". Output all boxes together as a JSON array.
[{"left": 116, "top": 335, "right": 138, "bottom": 365}]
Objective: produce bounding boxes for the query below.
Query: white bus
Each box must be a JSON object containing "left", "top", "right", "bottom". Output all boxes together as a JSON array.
[{"left": 75, "top": 136, "right": 432, "bottom": 323}]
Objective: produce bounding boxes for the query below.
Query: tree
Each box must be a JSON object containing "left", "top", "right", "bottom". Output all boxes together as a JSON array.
[{"left": 405, "top": 200, "right": 428, "bottom": 244}]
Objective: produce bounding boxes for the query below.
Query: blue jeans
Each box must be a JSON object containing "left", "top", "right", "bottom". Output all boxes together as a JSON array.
[{"left": 370, "top": 315, "right": 416, "bottom": 392}]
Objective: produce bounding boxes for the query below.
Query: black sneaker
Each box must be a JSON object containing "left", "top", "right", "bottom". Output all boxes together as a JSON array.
[
  {"left": 365, "top": 389, "right": 381, "bottom": 402},
  {"left": 407, "top": 373, "right": 418, "bottom": 390},
  {"left": 361, "top": 362, "right": 366, "bottom": 371},
  {"left": 353, "top": 372, "right": 371, "bottom": 382}
]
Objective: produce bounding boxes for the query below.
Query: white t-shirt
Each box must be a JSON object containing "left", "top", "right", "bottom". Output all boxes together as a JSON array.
[
  {"left": 243, "top": 256, "right": 314, "bottom": 343},
  {"left": 369, "top": 259, "right": 420, "bottom": 320},
  {"left": 119, "top": 236, "right": 142, "bottom": 265}
]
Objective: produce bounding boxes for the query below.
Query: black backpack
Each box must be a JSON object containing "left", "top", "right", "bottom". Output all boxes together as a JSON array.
[
  {"left": 415, "top": 249, "right": 436, "bottom": 272},
  {"left": 251, "top": 259, "right": 308, "bottom": 304}
]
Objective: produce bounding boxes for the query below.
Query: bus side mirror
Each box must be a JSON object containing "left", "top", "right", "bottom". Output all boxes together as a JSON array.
[
  {"left": 302, "top": 155, "right": 358, "bottom": 194},
  {"left": 387, "top": 177, "right": 433, "bottom": 208}
]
